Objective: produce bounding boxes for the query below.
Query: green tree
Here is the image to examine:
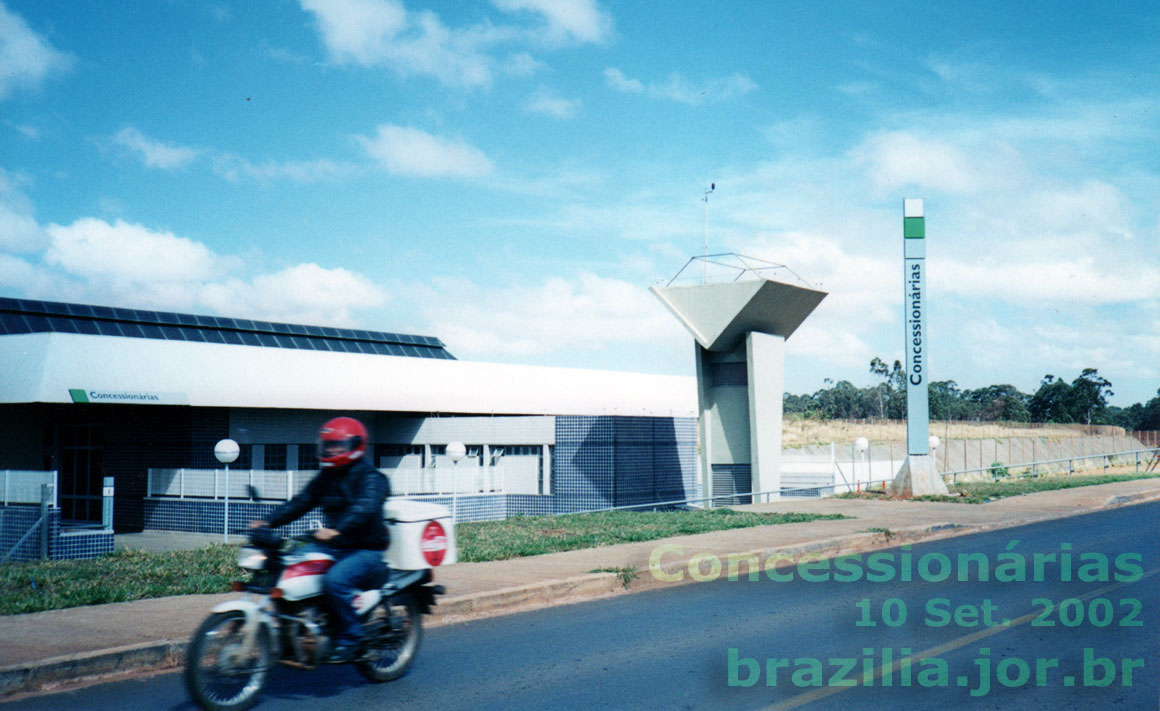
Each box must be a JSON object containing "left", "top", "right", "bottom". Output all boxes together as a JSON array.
[
  {"left": 968, "top": 384, "right": 1031, "bottom": 422},
  {"left": 929, "top": 380, "right": 965, "bottom": 421},
  {"left": 868, "top": 357, "right": 906, "bottom": 418},
  {"left": 1029, "top": 375, "right": 1073, "bottom": 423},
  {"left": 1068, "top": 368, "right": 1113, "bottom": 425}
]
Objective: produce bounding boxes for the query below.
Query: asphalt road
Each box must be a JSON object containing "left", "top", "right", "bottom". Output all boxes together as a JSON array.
[{"left": 6, "top": 502, "right": 1158, "bottom": 710}]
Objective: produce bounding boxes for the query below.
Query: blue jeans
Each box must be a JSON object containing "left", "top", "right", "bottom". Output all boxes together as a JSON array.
[{"left": 307, "top": 545, "right": 386, "bottom": 646}]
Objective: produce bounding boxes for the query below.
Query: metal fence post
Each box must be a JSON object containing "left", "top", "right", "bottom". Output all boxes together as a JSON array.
[
  {"left": 40, "top": 483, "right": 51, "bottom": 560},
  {"left": 102, "top": 476, "right": 114, "bottom": 530}
]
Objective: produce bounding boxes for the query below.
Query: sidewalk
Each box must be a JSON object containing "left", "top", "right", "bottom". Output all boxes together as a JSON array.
[{"left": 3, "top": 478, "right": 1160, "bottom": 697}]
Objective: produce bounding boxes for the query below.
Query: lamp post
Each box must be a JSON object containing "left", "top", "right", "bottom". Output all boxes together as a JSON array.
[
  {"left": 447, "top": 441, "right": 466, "bottom": 522},
  {"left": 215, "top": 439, "right": 240, "bottom": 543},
  {"left": 929, "top": 435, "right": 941, "bottom": 482},
  {"left": 855, "top": 437, "right": 869, "bottom": 487}
]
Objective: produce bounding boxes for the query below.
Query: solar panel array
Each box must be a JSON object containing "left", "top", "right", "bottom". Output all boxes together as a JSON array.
[{"left": 0, "top": 297, "right": 455, "bottom": 359}]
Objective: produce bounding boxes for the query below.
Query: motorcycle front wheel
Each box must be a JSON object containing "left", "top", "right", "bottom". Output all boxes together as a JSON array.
[
  {"left": 357, "top": 594, "right": 422, "bottom": 682},
  {"left": 184, "top": 610, "right": 272, "bottom": 711}
]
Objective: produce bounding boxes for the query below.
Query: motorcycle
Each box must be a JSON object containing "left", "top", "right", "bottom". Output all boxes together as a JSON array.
[{"left": 184, "top": 500, "right": 454, "bottom": 711}]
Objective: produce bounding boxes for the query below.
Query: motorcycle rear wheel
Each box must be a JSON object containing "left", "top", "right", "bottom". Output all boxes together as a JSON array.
[
  {"left": 356, "top": 595, "right": 422, "bottom": 682},
  {"left": 184, "top": 610, "right": 272, "bottom": 711}
]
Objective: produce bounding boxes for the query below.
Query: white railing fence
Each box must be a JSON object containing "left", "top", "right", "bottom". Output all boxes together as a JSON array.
[
  {"left": 1, "top": 470, "right": 58, "bottom": 506},
  {"left": 147, "top": 464, "right": 508, "bottom": 501}
]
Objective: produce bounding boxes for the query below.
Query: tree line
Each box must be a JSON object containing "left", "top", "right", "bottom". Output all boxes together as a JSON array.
[{"left": 783, "top": 359, "right": 1160, "bottom": 431}]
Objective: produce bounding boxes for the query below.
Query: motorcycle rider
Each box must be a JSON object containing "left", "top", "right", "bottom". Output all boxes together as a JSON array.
[{"left": 250, "top": 416, "right": 389, "bottom": 663}]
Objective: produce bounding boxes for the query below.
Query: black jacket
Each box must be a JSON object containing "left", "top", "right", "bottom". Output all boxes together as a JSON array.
[{"left": 266, "top": 458, "right": 390, "bottom": 551}]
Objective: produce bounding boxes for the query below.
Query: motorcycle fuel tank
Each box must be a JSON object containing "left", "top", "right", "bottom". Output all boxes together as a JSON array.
[
  {"left": 383, "top": 499, "right": 457, "bottom": 570},
  {"left": 278, "top": 551, "right": 334, "bottom": 600}
]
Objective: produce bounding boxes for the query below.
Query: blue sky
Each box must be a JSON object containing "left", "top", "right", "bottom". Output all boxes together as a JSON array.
[{"left": 1, "top": 1, "right": 1158, "bottom": 405}]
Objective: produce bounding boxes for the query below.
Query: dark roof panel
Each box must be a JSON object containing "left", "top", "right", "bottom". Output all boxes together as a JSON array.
[{"left": 0, "top": 296, "right": 455, "bottom": 360}]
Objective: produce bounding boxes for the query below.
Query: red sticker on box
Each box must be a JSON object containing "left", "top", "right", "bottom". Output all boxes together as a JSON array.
[{"left": 420, "top": 520, "right": 448, "bottom": 567}]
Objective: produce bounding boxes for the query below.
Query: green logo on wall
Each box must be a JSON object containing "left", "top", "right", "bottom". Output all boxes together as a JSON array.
[{"left": 69, "top": 389, "right": 89, "bottom": 403}]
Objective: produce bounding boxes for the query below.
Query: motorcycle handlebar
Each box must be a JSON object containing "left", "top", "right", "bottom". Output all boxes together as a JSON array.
[
  {"left": 246, "top": 526, "right": 284, "bottom": 549},
  {"left": 247, "top": 527, "right": 322, "bottom": 548}
]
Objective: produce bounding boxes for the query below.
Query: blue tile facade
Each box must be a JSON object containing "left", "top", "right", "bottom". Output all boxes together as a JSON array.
[
  {"left": 144, "top": 499, "right": 328, "bottom": 537},
  {"left": 552, "top": 415, "right": 700, "bottom": 513},
  {"left": 1, "top": 504, "right": 113, "bottom": 561},
  {"left": 56, "top": 528, "right": 114, "bottom": 560}
]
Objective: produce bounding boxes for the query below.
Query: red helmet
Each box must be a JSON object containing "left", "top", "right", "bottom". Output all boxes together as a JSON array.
[{"left": 317, "top": 417, "right": 367, "bottom": 468}]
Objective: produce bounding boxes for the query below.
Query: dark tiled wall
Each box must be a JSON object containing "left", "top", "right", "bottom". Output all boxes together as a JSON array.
[
  {"left": 552, "top": 416, "right": 699, "bottom": 513},
  {"left": 0, "top": 505, "right": 112, "bottom": 561}
]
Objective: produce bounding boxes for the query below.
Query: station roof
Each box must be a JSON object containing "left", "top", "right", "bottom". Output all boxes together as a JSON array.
[
  {"left": 0, "top": 297, "right": 454, "bottom": 360},
  {"left": 0, "top": 299, "right": 695, "bottom": 418}
]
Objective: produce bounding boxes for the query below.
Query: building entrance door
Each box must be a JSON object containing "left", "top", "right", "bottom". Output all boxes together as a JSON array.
[{"left": 45, "top": 423, "right": 105, "bottom": 523}]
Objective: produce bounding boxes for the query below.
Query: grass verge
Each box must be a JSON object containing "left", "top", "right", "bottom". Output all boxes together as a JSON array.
[
  {"left": 918, "top": 473, "right": 1160, "bottom": 504},
  {"left": 837, "top": 472, "right": 1160, "bottom": 505},
  {"left": 0, "top": 545, "right": 238, "bottom": 615},
  {"left": 454, "top": 508, "right": 846, "bottom": 562},
  {"left": 1, "top": 508, "right": 845, "bottom": 615}
]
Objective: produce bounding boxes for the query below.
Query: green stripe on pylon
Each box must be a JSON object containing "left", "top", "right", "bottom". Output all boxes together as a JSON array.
[{"left": 904, "top": 217, "right": 925, "bottom": 239}]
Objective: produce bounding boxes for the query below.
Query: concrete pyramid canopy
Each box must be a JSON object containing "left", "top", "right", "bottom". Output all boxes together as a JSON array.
[{"left": 650, "top": 279, "right": 827, "bottom": 352}]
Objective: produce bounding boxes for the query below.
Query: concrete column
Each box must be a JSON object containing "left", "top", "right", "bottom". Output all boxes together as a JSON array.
[
  {"left": 694, "top": 344, "right": 714, "bottom": 506},
  {"left": 747, "top": 332, "right": 784, "bottom": 501},
  {"left": 541, "top": 444, "right": 552, "bottom": 495}
]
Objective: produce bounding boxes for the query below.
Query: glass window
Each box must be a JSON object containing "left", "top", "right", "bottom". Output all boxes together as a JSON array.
[
  {"left": 297, "top": 443, "right": 319, "bottom": 471},
  {"left": 264, "top": 444, "right": 287, "bottom": 471}
]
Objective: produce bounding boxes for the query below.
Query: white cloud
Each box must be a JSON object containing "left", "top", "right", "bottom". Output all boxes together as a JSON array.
[
  {"left": 414, "top": 272, "right": 681, "bottom": 358},
  {"left": 0, "top": 253, "right": 57, "bottom": 294},
  {"left": 8, "top": 121, "right": 39, "bottom": 139},
  {"left": 501, "top": 51, "right": 546, "bottom": 77},
  {"left": 0, "top": 2, "right": 73, "bottom": 101},
  {"left": 652, "top": 73, "right": 758, "bottom": 105},
  {"left": 112, "top": 127, "right": 200, "bottom": 170},
  {"left": 200, "top": 263, "right": 388, "bottom": 326},
  {"left": 854, "top": 131, "right": 991, "bottom": 195},
  {"left": 357, "top": 124, "right": 493, "bottom": 178},
  {"left": 299, "top": 0, "right": 608, "bottom": 87},
  {"left": 0, "top": 168, "right": 48, "bottom": 252},
  {"left": 300, "top": 0, "right": 498, "bottom": 87},
  {"left": 45, "top": 218, "right": 223, "bottom": 285},
  {"left": 603, "top": 67, "right": 642, "bottom": 94},
  {"left": 604, "top": 67, "right": 757, "bottom": 104},
  {"left": 14, "top": 215, "right": 389, "bottom": 325},
  {"left": 491, "top": 0, "right": 611, "bottom": 44},
  {"left": 939, "top": 258, "right": 1159, "bottom": 305},
  {"left": 212, "top": 155, "right": 360, "bottom": 183},
  {"left": 524, "top": 88, "right": 580, "bottom": 118}
]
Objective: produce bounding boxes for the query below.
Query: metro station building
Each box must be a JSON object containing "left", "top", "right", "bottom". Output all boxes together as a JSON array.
[{"left": 0, "top": 296, "right": 698, "bottom": 558}]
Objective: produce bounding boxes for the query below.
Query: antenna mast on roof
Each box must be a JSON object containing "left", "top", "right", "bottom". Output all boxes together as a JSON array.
[{"left": 702, "top": 182, "right": 715, "bottom": 283}]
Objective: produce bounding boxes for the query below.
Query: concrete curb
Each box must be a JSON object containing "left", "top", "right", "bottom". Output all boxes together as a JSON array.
[
  {"left": 0, "top": 640, "right": 184, "bottom": 697},
  {"left": 1105, "top": 490, "right": 1160, "bottom": 507},
  {"left": 432, "top": 572, "right": 624, "bottom": 620}
]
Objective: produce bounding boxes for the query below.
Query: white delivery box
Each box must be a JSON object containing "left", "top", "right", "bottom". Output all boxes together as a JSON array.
[{"left": 383, "top": 498, "right": 457, "bottom": 570}]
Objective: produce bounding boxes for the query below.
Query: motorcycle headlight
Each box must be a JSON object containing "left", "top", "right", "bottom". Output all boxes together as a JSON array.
[{"left": 237, "top": 547, "right": 268, "bottom": 570}]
